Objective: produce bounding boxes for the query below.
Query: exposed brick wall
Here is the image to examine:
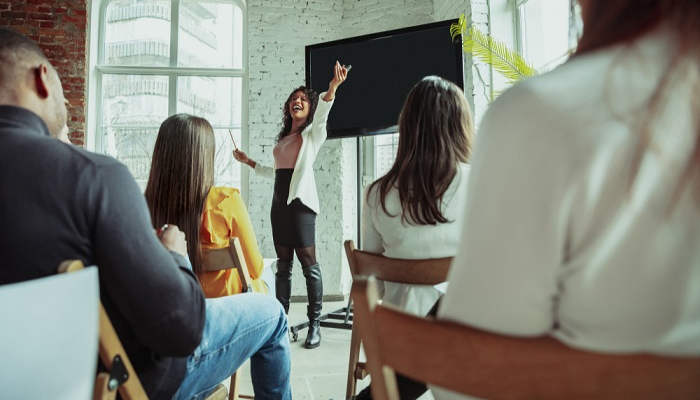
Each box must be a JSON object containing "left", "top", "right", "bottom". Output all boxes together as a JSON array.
[{"left": 0, "top": 0, "right": 87, "bottom": 146}]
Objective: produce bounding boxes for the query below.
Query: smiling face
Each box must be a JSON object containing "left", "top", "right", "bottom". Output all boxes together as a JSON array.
[{"left": 288, "top": 90, "right": 310, "bottom": 125}]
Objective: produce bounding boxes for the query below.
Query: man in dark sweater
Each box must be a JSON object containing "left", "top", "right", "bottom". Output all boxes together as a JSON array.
[{"left": 0, "top": 28, "right": 291, "bottom": 400}]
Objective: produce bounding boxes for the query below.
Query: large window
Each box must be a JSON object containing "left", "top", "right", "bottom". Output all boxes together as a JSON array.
[
  {"left": 95, "top": 0, "right": 246, "bottom": 189},
  {"left": 515, "top": 0, "right": 582, "bottom": 72}
]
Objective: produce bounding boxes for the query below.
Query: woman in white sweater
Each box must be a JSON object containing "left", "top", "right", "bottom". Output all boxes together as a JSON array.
[
  {"left": 362, "top": 75, "right": 474, "bottom": 316},
  {"left": 435, "top": 0, "right": 700, "bottom": 398},
  {"left": 234, "top": 61, "right": 348, "bottom": 349},
  {"left": 357, "top": 76, "right": 474, "bottom": 400}
]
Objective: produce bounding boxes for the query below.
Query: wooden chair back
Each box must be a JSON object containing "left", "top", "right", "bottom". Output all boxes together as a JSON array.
[
  {"left": 343, "top": 240, "right": 452, "bottom": 399},
  {"left": 59, "top": 260, "right": 148, "bottom": 400},
  {"left": 352, "top": 276, "right": 700, "bottom": 400},
  {"left": 202, "top": 237, "right": 254, "bottom": 293}
]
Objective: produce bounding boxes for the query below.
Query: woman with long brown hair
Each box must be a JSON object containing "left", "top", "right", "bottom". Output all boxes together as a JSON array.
[
  {"left": 438, "top": 2, "right": 700, "bottom": 397},
  {"left": 145, "top": 114, "right": 292, "bottom": 399},
  {"left": 362, "top": 75, "right": 474, "bottom": 316},
  {"left": 145, "top": 114, "right": 266, "bottom": 297},
  {"left": 233, "top": 61, "right": 349, "bottom": 349}
]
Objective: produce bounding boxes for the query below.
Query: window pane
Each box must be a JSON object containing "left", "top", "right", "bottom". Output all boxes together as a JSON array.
[
  {"left": 178, "top": 0, "right": 242, "bottom": 68},
  {"left": 104, "top": 0, "right": 171, "bottom": 66},
  {"left": 374, "top": 133, "right": 399, "bottom": 179},
  {"left": 520, "top": 0, "right": 570, "bottom": 71},
  {"left": 102, "top": 74, "right": 169, "bottom": 187},
  {"left": 213, "top": 129, "right": 241, "bottom": 188},
  {"left": 177, "top": 76, "right": 242, "bottom": 127}
]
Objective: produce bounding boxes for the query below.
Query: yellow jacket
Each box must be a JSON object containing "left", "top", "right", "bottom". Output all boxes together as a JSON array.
[{"left": 199, "top": 187, "right": 267, "bottom": 297}]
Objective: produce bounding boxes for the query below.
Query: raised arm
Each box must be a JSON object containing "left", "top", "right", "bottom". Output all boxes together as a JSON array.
[{"left": 310, "top": 61, "right": 349, "bottom": 146}]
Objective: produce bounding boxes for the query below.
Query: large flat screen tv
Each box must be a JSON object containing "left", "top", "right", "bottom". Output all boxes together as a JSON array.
[{"left": 306, "top": 19, "right": 463, "bottom": 139}]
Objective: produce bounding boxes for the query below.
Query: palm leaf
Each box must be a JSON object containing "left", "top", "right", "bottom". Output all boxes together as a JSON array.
[{"left": 450, "top": 14, "right": 536, "bottom": 85}]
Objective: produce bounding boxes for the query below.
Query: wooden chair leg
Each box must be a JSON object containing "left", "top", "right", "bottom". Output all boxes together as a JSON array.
[
  {"left": 93, "top": 372, "right": 116, "bottom": 400},
  {"left": 346, "top": 316, "right": 363, "bottom": 399},
  {"left": 229, "top": 371, "right": 240, "bottom": 400}
]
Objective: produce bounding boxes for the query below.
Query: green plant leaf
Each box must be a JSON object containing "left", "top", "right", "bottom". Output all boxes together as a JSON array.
[{"left": 451, "top": 14, "right": 537, "bottom": 85}]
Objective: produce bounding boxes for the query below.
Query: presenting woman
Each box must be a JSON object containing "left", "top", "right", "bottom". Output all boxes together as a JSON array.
[{"left": 233, "top": 61, "right": 349, "bottom": 349}]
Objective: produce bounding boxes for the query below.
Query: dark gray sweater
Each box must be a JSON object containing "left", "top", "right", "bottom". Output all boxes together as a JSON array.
[{"left": 0, "top": 105, "right": 205, "bottom": 399}]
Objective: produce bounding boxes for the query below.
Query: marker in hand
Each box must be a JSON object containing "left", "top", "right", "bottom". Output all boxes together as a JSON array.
[{"left": 228, "top": 129, "right": 239, "bottom": 150}]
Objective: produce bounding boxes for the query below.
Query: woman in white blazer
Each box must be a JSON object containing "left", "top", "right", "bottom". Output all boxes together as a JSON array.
[{"left": 234, "top": 61, "right": 348, "bottom": 349}]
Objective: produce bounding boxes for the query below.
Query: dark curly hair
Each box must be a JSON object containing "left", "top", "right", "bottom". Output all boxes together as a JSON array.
[{"left": 277, "top": 86, "right": 319, "bottom": 142}]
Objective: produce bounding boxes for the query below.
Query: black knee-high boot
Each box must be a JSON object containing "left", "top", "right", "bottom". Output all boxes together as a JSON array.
[
  {"left": 275, "top": 259, "right": 293, "bottom": 314},
  {"left": 302, "top": 263, "right": 323, "bottom": 349}
]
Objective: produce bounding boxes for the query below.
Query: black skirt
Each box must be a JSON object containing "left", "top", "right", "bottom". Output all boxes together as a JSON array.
[{"left": 270, "top": 169, "right": 317, "bottom": 247}]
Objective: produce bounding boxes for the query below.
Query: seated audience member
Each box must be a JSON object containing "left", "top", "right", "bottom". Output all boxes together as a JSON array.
[
  {"left": 145, "top": 114, "right": 268, "bottom": 298},
  {"left": 437, "top": 1, "right": 700, "bottom": 398},
  {"left": 355, "top": 76, "right": 473, "bottom": 400},
  {"left": 0, "top": 28, "right": 291, "bottom": 400},
  {"left": 362, "top": 75, "right": 473, "bottom": 316}
]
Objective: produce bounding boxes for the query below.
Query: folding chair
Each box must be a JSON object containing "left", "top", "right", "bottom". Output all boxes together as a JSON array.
[
  {"left": 343, "top": 240, "right": 451, "bottom": 399},
  {"left": 202, "top": 237, "right": 256, "bottom": 400},
  {"left": 351, "top": 276, "right": 700, "bottom": 400},
  {"left": 58, "top": 260, "right": 232, "bottom": 400}
]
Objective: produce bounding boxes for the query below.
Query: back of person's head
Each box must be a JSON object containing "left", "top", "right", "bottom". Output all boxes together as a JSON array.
[
  {"left": 0, "top": 28, "right": 67, "bottom": 137},
  {"left": 145, "top": 114, "right": 215, "bottom": 273},
  {"left": 576, "top": 0, "right": 700, "bottom": 203},
  {"left": 369, "top": 75, "right": 474, "bottom": 225}
]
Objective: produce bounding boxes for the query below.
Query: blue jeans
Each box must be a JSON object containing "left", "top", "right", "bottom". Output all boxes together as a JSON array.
[{"left": 173, "top": 293, "right": 292, "bottom": 400}]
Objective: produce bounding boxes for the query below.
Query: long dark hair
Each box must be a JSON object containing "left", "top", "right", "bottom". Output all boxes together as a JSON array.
[
  {"left": 367, "top": 76, "right": 474, "bottom": 225},
  {"left": 145, "top": 114, "right": 215, "bottom": 274},
  {"left": 276, "top": 86, "right": 319, "bottom": 142},
  {"left": 575, "top": 0, "right": 700, "bottom": 203}
]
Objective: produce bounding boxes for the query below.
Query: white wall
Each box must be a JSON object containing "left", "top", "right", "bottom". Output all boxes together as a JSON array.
[{"left": 247, "top": 0, "right": 475, "bottom": 299}]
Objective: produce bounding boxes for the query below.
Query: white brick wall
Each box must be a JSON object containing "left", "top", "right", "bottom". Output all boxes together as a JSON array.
[{"left": 246, "top": 0, "right": 482, "bottom": 299}]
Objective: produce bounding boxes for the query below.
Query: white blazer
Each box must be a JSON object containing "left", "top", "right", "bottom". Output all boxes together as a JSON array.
[{"left": 254, "top": 92, "right": 334, "bottom": 214}]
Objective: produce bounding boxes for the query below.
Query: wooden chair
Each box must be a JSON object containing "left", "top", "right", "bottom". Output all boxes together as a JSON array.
[
  {"left": 343, "top": 240, "right": 452, "bottom": 400},
  {"left": 58, "top": 256, "right": 246, "bottom": 400},
  {"left": 202, "top": 237, "right": 255, "bottom": 400},
  {"left": 351, "top": 277, "right": 700, "bottom": 400}
]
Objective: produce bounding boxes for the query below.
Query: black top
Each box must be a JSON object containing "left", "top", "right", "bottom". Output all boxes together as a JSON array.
[{"left": 0, "top": 105, "right": 205, "bottom": 399}]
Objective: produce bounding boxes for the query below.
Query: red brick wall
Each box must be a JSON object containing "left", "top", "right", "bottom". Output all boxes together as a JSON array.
[{"left": 0, "top": 0, "right": 88, "bottom": 146}]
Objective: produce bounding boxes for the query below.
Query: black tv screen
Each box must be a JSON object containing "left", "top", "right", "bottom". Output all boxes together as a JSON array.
[{"left": 306, "top": 19, "right": 463, "bottom": 139}]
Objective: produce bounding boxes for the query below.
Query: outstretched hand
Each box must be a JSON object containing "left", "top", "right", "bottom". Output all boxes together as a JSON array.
[
  {"left": 329, "top": 60, "right": 349, "bottom": 90},
  {"left": 233, "top": 149, "right": 249, "bottom": 164},
  {"left": 324, "top": 61, "right": 349, "bottom": 101}
]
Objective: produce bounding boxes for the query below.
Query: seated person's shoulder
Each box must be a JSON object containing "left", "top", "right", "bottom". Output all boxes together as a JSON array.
[
  {"left": 34, "top": 138, "right": 134, "bottom": 185},
  {"left": 209, "top": 186, "right": 241, "bottom": 198},
  {"left": 205, "top": 186, "right": 245, "bottom": 214}
]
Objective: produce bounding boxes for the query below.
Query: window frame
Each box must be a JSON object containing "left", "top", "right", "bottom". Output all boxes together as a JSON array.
[{"left": 92, "top": 0, "right": 248, "bottom": 195}]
